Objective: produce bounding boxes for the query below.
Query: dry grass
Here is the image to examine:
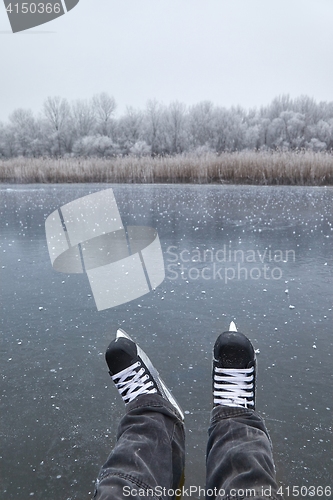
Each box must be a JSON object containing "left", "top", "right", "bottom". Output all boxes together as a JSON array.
[{"left": 0, "top": 150, "right": 332, "bottom": 185}]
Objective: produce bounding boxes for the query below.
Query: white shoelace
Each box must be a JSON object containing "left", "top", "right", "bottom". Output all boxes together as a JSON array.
[
  {"left": 112, "top": 361, "right": 157, "bottom": 403},
  {"left": 213, "top": 366, "right": 254, "bottom": 408}
]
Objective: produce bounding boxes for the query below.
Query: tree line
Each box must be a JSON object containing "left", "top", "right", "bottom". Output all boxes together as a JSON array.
[{"left": 0, "top": 93, "right": 332, "bottom": 159}]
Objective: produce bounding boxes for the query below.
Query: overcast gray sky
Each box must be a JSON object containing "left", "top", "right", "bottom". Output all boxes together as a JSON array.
[{"left": 0, "top": 0, "right": 332, "bottom": 122}]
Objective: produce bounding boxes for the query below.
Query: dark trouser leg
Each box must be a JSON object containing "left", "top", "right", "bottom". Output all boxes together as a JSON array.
[
  {"left": 94, "top": 394, "right": 185, "bottom": 500},
  {"left": 206, "top": 407, "right": 282, "bottom": 500}
]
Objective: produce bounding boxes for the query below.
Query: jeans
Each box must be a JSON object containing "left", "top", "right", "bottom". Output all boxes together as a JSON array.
[{"left": 93, "top": 394, "right": 282, "bottom": 500}]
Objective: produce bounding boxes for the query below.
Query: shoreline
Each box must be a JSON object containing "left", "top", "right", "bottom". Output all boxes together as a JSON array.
[{"left": 0, "top": 151, "right": 332, "bottom": 185}]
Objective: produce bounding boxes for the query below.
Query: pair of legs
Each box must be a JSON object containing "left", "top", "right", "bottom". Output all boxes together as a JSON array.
[{"left": 93, "top": 325, "right": 282, "bottom": 500}]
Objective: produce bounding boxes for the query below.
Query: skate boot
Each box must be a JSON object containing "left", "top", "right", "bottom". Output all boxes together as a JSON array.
[
  {"left": 105, "top": 328, "right": 184, "bottom": 420},
  {"left": 213, "top": 321, "right": 256, "bottom": 409}
]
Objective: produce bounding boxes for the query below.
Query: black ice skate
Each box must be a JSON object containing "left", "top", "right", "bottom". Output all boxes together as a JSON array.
[
  {"left": 213, "top": 321, "right": 256, "bottom": 409},
  {"left": 105, "top": 328, "right": 184, "bottom": 420}
]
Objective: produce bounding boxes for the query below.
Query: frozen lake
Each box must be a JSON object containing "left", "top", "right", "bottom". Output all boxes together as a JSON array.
[{"left": 1, "top": 184, "right": 332, "bottom": 499}]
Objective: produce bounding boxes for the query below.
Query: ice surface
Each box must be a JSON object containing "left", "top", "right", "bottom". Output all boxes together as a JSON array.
[{"left": 0, "top": 184, "right": 332, "bottom": 499}]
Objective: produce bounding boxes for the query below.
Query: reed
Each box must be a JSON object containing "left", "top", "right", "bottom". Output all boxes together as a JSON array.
[{"left": 0, "top": 150, "right": 332, "bottom": 185}]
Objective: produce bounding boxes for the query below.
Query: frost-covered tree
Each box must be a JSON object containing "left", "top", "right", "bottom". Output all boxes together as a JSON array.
[
  {"left": 305, "top": 137, "right": 327, "bottom": 151},
  {"left": 43, "top": 96, "right": 70, "bottom": 133},
  {"left": 285, "top": 112, "right": 306, "bottom": 149},
  {"left": 71, "top": 99, "right": 96, "bottom": 138},
  {"left": 116, "top": 107, "right": 144, "bottom": 153},
  {"left": 43, "top": 96, "right": 71, "bottom": 156},
  {"left": 165, "top": 101, "right": 188, "bottom": 153},
  {"left": 1, "top": 93, "right": 333, "bottom": 158},
  {"left": 72, "top": 135, "right": 116, "bottom": 157},
  {"left": 188, "top": 101, "right": 215, "bottom": 148},
  {"left": 143, "top": 100, "right": 165, "bottom": 155},
  {"left": 265, "top": 94, "right": 293, "bottom": 120},
  {"left": 211, "top": 107, "right": 246, "bottom": 152},
  {"left": 0, "top": 121, "right": 13, "bottom": 158},
  {"left": 315, "top": 119, "right": 333, "bottom": 150},
  {"left": 9, "top": 109, "right": 35, "bottom": 156},
  {"left": 129, "top": 140, "right": 151, "bottom": 156},
  {"left": 92, "top": 92, "right": 116, "bottom": 137}
]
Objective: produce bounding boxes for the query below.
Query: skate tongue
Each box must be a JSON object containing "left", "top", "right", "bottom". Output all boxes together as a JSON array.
[
  {"left": 229, "top": 321, "right": 237, "bottom": 332},
  {"left": 105, "top": 338, "right": 137, "bottom": 376}
]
